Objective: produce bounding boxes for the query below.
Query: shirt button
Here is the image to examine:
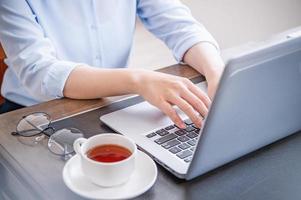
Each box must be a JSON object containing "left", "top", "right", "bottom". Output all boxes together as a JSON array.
[{"left": 95, "top": 55, "right": 101, "bottom": 60}]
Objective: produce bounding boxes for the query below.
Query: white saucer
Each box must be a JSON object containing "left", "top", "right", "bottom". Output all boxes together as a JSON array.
[{"left": 63, "top": 150, "right": 158, "bottom": 200}]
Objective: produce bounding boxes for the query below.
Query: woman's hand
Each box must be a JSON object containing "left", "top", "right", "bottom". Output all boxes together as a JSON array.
[
  {"left": 134, "top": 70, "right": 211, "bottom": 129},
  {"left": 132, "top": 43, "right": 225, "bottom": 129}
]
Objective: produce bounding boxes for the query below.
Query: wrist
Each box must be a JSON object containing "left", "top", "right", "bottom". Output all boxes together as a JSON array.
[
  {"left": 126, "top": 69, "right": 147, "bottom": 94},
  {"left": 205, "top": 62, "right": 224, "bottom": 82},
  {"left": 200, "top": 46, "right": 224, "bottom": 82}
]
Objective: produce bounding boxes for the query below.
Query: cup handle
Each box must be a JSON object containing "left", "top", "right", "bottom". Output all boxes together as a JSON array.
[{"left": 73, "top": 138, "right": 87, "bottom": 156}]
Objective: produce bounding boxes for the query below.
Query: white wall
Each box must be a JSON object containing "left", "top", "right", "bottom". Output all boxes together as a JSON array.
[{"left": 130, "top": 0, "right": 301, "bottom": 69}]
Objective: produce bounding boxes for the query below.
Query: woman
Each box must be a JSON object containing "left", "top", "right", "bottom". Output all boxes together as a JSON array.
[{"left": 0, "top": 0, "right": 224, "bottom": 128}]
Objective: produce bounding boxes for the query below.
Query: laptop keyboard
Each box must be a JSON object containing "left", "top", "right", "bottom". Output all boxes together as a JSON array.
[{"left": 145, "top": 119, "right": 200, "bottom": 163}]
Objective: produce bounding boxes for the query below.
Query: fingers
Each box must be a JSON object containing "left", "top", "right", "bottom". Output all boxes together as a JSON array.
[
  {"left": 146, "top": 76, "right": 212, "bottom": 129},
  {"left": 171, "top": 97, "right": 203, "bottom": 128},
  {"left": 159, "top": 78, "right": 210, "bottom": 128},
  {"left": 190, "top": 84, "right": 211, "bottom": 107},
  {"left": 184, "top": 79, "right": 211, "bottom": 107},
  {"left": 180, "top": 87, "right": 208, "bottom": 118},
  {"left": 158, "top": 102, "right": 186, "bottom": 129}
]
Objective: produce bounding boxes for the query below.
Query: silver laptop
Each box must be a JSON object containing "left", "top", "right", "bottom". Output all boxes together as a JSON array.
[{"left": 100, "top": 33, "right": 301, "bottom": 180}]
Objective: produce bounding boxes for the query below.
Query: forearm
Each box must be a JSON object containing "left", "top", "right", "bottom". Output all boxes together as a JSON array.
[
  {"left": 63, "top": 63, "right": 212, "bottom": 128},
  {"left": 183, "top": 42, "right": 224, "bottom": 81},
  {"left": 63, "top": 65, "right": 140, "bottom": 99}
]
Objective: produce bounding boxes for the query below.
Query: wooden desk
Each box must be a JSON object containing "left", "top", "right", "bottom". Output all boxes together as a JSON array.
[{"left": 0, "top": 63, "right": 301, "bottom": 200}]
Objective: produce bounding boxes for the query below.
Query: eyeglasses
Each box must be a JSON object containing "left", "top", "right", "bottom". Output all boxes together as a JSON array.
[{"left": 11, "top": 112, "right": 84, "bottom": 158}]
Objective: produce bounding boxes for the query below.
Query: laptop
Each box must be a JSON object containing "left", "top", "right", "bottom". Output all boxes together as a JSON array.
[{"left": 100, "top": 33, "right": 301, "bottom": 180}]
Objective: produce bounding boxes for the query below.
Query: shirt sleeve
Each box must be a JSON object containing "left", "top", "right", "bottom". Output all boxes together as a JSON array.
[
  {"left": 137, "top": 0, "right": 220, "bottom": 63},
  {"left": 0, "top": 0, "right": 81, "bottom": 101}
]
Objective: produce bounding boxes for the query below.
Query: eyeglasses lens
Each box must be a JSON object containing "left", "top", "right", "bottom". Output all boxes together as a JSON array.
[
  {"left": 48, "top": 128, "right": 84, "bottom": 155},
  {"left": 16, "top": 113, "right": 51, "bottom": 137}
]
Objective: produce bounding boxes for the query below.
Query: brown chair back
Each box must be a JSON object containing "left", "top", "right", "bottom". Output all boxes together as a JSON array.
[{"left": 0, "top": 44, "right": 7, "bottom": 104}]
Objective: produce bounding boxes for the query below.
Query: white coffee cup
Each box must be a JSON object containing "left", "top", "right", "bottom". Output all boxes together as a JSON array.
[{"left": 73, "top": 134, "right": 137, "bottom": 187}]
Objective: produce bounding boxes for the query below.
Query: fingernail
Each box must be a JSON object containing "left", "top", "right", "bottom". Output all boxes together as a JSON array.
[{"left": 180, "top": 123, "right": 186, "bottom": 129}]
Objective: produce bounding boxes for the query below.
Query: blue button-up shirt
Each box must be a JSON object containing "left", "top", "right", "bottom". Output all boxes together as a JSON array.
[{"left": 0, "top": 0, "right": 218, "bottom": 106}]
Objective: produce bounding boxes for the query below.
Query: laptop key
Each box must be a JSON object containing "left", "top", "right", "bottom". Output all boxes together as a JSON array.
[
  {"left": 184, "top": 156, "right": 193, "bottom": 163},
  {"left": 146, "top": 132, "right": 157, "bottom": 138},
  {"left": 156, "top": 129, "right": 169, "bottom": 136},
  {"left": 169, "top": 146, "right": 181, "bottom": 154},
  {"left": 155, "top": 133, "right": 177, "bottom": 145},
  {"left": 162, "top": 139, "right": 180, "bottom": 149},
  {"left": 175, "top": 130, "right": 185, "bottom": 136},
  {"left": 187, "top": 139, "right": 196, "bottom": 146},
  {"left": 192, "top": 125, "right": 200, "bottom": 131},
  {"left": 165, "top": 125, "right": 175, "bottom": 130},
  {"left": 178, "top": 143, "right": 190, "bottom": 150},
  {"left": 187, "top": 132, "right": 198, "bottom": 139},
  {"left": 184, "top": 126, "right": 195, "bottom": 132},
  {"left": 177, "top": 150, "right": 193, "bottom": 159},
  {"left": 178, "top": 135, "right": 189, "bottom": 142}
]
